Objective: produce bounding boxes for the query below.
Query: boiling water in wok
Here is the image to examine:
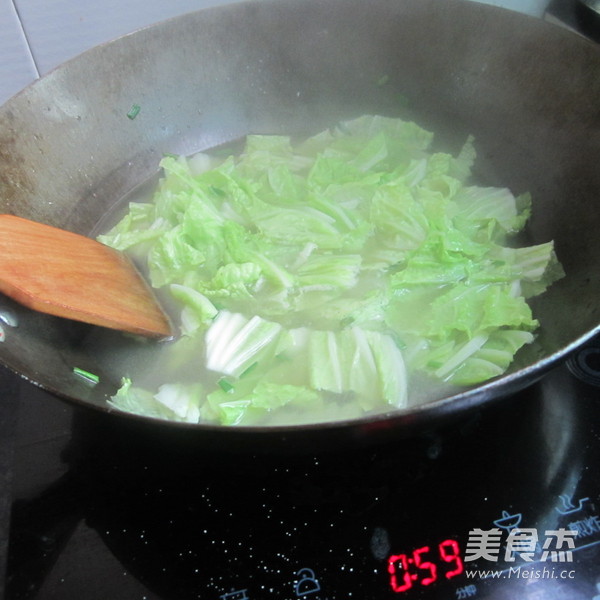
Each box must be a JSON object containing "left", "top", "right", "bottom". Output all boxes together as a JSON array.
[{"left": 84, "top": 115, "right": 563, "bottom": 427}]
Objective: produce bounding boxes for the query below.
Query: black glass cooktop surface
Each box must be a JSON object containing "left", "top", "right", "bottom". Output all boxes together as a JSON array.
[{"left": 1, "top": 335, "right": 600, "bottom": 600}]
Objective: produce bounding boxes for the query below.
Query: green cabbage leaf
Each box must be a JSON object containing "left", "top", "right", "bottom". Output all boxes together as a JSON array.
[{"left": 100, "top": 115, "right": 564, "bottom": 425}]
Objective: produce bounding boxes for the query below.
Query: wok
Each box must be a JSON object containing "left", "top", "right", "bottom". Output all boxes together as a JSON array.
[{"left": 0, "top": 0, "right": 599, "bottom": 446}]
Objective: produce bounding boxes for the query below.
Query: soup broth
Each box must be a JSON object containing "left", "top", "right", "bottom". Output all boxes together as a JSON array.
[{"left": 93, "top": 115, "right": 563, "bottom": 427}]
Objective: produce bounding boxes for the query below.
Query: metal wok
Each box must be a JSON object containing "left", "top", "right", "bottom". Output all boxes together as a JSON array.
[{"left": 0, "top": 0, "right": 599, "bottom": 446}]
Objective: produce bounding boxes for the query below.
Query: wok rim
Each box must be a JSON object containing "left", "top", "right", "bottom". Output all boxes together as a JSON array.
[{"left": 6, "top": 325, "right": 597, "bottom": 439}]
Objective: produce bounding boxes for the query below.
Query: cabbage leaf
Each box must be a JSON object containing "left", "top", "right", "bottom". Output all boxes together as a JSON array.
[{"left": 101, "top": 115, "right": 564, "bottom": 425}]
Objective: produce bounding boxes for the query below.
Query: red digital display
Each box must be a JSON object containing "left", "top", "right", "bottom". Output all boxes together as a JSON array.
[{"left": 387, "top": 539, "right": 464, "bottom": 593}]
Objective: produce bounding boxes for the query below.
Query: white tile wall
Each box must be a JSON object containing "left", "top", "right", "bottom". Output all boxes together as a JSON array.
[
  {"left": 0, "top": 0, "right": 235, "bottom": 105},
  {"left": 0, "top": 0, "right": 549, "bottom": 107},
  {"left": 0, "top": 0, "right": 38, "bottom": 104}
]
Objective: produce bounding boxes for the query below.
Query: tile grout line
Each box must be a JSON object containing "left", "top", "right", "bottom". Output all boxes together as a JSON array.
[{"left": 10, "top": 0, "right": 40, "bottom": 79}]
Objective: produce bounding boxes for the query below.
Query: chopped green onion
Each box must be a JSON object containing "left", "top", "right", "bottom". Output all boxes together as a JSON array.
[
  {"left": 396, "top": 94, "right": 410, "bottom": 108},
  {"left": 389, "top": 332, "right": 407, "bottom": 350},
  {"left": 339, "top": 316, "right": 355, "bottom": 328},
  {"left": 127, "top": 104, "right": 141, "bottom": 120},
  {"left": 73, "top": 367, "right": 100, "bottom": 385},
  {"left": 240, "top": 362, "right": 259, "bottom": 378},
  {"left": 210, "top": 186, "right": 226, "bottom": 197},
  {"left": 218, "top": 378, "right": 235, "bottom": 393}
]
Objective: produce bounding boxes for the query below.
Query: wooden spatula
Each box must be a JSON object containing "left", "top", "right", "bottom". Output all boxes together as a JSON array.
[{"left": 0, "top": 214, "right": 172, "bottom": 338}]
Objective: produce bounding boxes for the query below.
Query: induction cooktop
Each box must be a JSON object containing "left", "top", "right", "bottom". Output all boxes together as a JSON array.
[{"left": 0, "top": 334, "right": 598, "bottom": 600}]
